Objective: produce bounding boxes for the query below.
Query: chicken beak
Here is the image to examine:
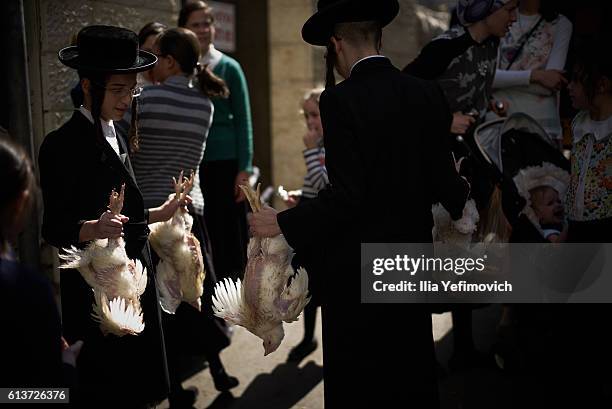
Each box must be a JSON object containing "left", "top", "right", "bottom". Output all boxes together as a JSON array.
[{"left": 263, "top": 342, "right": 274, "bottom": 356}]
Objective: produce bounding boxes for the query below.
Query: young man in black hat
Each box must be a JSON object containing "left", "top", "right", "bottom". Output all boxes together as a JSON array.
[
  {"left": 38, "top": 25, "right": 186, "bottom": 408},
  {"left": 248, "top": 1, "right": 470, "bottom": 407}
]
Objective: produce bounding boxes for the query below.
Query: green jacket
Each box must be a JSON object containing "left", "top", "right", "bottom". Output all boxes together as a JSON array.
[{"left": 205, "top": 54, "right": 253, "bottom": 173}]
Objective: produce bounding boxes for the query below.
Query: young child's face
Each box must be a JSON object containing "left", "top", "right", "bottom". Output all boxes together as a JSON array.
[
  {"left": 530, "top": 186, "right": 564, "bottom": 225},
  {"left": 100, "top": 73, "right": 138, "bottom": 121},
  {"left": 303, "top": 98, "right": 323, "bottom": 138}
]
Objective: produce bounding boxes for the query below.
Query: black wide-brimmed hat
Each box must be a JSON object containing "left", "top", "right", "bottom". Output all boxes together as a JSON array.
[
  {"left": 58, "top": 25, "right": 157, "bottom": 73},
  {"left": 302, "top": 0, "right": 399, "bottom": 46}
]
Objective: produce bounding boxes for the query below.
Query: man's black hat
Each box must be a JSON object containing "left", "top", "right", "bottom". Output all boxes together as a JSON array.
[
  {"left": 302, "top": 0, "right": 400, "bottom": 46},
  {"left": 58, "top": 25, "right": 157, "bottom": 73}
]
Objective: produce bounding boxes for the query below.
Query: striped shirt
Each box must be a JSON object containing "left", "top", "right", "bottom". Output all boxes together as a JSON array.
[
  {"left": 302, "top": 144, "right": 328, "bottom": 199},
  {"left": 118, "top": 75, "right": 213, "bottom": 215}
]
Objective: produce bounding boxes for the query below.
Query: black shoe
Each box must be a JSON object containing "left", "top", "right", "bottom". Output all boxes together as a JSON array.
[
  {"left": 168, "top": 386, "right": 198, "bottom": 409},
  {"left": 212, "top": 370, "right": 239, "bottom": 392},
  {"left": 287, "top": 339, "right": 318, "bottom": 363}
]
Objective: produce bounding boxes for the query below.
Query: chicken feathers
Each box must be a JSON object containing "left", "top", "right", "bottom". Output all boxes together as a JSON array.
[
  {"left": 212, "top": 184, "right": 310, "bottom": 356},
  {"left": 59, "top": 185, "right": 147, "bottom": 337},
  {"left": 148, "top": 171, "right": 205, "bottom": 313}
]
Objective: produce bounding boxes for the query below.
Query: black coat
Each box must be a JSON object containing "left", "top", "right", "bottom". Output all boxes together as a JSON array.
[
  {"left": 38, "top": 111, "right": 169, "bottom": 407},
  {"left": 277, "top": 57, "right": 469, "bottom": 408}
]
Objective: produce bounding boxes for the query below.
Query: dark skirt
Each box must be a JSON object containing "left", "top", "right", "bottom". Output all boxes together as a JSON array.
[
  {"left": 199, "top": 159, "right": 249, "bottom": 281},
  {"left": 155, "top": 211, "right": 231, "bottom": 358}
]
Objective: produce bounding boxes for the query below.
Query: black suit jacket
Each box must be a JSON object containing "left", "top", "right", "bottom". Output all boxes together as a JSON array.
[
  {"left": 277, "top": 57, "right": 469, "bottom": 408},
  {"left": 38, "top": 111, "right": 169, "bottom": 406}
]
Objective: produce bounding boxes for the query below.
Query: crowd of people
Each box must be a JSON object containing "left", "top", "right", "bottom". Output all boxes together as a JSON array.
[{"left": 1, "top": 0, "right": 611, "bottom": 408}]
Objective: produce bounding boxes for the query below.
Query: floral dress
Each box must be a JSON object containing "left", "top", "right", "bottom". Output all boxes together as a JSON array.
[{"left": 566, "top": 111, "right": 612, "bottom": 222}]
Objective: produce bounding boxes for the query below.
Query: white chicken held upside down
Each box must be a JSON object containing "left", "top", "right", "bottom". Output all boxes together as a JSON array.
[
  {"left": 212, "top": 184, "right": 310, "bottom": 356},
  {"left": 148, "top": 171, "right": 205, "bottom": 314},
  {"left": 60, "top": 185, "right": 147, "bottom": 336}
]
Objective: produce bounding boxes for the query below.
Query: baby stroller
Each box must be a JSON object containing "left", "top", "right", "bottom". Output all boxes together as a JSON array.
[
  {"left": 471, "top": 113, "right": 571, "bottom": 371},
  {"left": 472, "top": 112, "right": 570, "bottom": 242}
]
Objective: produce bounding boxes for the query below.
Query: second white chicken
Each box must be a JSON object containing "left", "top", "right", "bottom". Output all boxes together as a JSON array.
[
  {"left": 148, "top": 172, "right": 205, "bottom": 314},
  {"left": 212, "top": 184, "right": 310, "bottom": 356}
]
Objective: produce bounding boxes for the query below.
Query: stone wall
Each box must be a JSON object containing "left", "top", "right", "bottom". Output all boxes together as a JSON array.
[
  {"left": 385, "top": 0, "right": 450, "bottom": 68},
  {"left": 268, "top": 0, "right": 315, "bottom": 207},
  {"left": 383, "top": 0, "right": 420, "bottom": 69},
  {"left": 28, "top": 0, "right": 178, "bottom": 149}
]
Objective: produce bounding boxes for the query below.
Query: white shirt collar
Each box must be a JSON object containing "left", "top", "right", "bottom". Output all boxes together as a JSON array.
[
  {"left": 573, "top": 111, "right": 612, "bottom": 143},
  {"left": 201, "top": 44, "right": 223, "bottom": 71},
  {"left": 349, "top": 55, "right": 386, "bottom": 76},
  {"left": 78, "top": 106, "right": 121, "bottom": 156}
]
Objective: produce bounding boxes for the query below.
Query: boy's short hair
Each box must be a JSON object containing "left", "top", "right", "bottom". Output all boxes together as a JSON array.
[{"left": 333, "top": 21, "right": 382, "bottom": 50}]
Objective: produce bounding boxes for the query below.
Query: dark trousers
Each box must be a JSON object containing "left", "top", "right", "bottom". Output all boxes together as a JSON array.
[
  {"left": 320, "top": 243, "right": 439, "bottom": 408},
  {"left": 322, "top": 304, "right": 439, "bottom": 408},
  {"left": 200, "top": 159, "right": 249, "bottom": 281}
]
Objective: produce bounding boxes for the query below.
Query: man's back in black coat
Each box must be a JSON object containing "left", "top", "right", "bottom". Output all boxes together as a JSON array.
[{"left": 278, "top": 57, "right": 469, "bottom": 408}]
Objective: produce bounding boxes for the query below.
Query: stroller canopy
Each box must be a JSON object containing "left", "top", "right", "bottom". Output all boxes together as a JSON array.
[
  {"left": 473, "top": 112, "right": 569, "bottom": 179},
  {"left": 473, "top": 113, "right": 571, "bottom": 232}
]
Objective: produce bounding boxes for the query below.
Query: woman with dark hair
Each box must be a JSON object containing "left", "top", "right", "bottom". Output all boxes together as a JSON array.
[
  {"left": 38, "top": 25, "right": 183, "bottom": 408},
  {"left": 138, "top": 21, "right": 166, "bottom": 48},
  {"left": 119, "top": 27, "right": 238, "bottom": 406},
  {"left": 179, "top": 0, "right": 253, "bottom": 283},
  {"left": 491, "top": 0, "right": 573, "bottom": 144},
  {"left": 0, "top": 137, "right": 81, "bottom": 389},
  {"left": 138, "top": 21, "right": 167, "bottom": 84}
]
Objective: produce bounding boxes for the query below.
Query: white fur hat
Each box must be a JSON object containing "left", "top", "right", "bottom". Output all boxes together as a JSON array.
[{"left": 513, "top": 162, "right": 570, "bottom": 201}]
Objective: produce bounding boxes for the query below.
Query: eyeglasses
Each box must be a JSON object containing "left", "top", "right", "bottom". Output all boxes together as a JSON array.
[{"left": 92, "top": 82, "right": 142, "bottom": 98}]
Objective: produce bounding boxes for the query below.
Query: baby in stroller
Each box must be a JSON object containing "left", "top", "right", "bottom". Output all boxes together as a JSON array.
[
  {"left": 512, "top": 162, "right": 569, "bottom": 243},
  {"left": 473, "top": 112, "right": 570, "bottom": 243},
  {"left": 530, "top": 186, "right": 565, "bottom": 242}
]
